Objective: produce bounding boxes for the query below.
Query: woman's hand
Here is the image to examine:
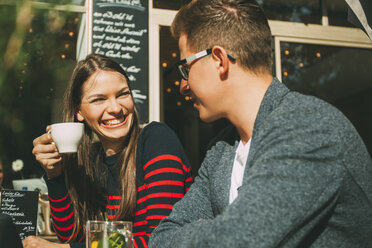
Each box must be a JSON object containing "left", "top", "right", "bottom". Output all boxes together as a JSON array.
[
  {"left": 22, "top": 236, "right": 70, "bottom": 248},
  {"left": 32, "top": 126, "right": 63, "bottom": 179}
]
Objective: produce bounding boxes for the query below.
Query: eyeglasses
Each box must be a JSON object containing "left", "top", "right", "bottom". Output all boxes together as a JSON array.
[{"left": 176, "top": 48, "right": 236, "bottom": 81}]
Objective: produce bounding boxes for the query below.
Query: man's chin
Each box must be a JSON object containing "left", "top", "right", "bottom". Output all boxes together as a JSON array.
[{"left": 199, "top": 112, "right": 220, "bottom": 123}]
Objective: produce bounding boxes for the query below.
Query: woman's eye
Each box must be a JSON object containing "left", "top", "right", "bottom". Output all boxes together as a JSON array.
[
  {"left": 90, "top": 98, "right": 104, "bottom": 103},
  {"left": 118, "top": 91, "right": 130, "bottom": 98}
]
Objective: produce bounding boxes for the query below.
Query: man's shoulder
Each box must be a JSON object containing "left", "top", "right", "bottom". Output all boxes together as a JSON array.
[{"left": 272, "top": 91, "right": 351, "bottom": 132}]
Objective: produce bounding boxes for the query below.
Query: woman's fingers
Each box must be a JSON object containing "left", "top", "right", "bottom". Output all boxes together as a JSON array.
[
  {"left": 33, "top": 132, "right": 53, "bottom": 147},
  {"left": 33, "top": 143, "right": 58, "bottom": 156},
  {"left": 23, "top": 235, "right": 68, "bottom": 248},
  {"left": 32, "top": 129, "right": 63, "bottom": 177}
]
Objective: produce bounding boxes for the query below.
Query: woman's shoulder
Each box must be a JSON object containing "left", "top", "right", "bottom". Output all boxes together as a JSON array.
[
  {"left": 140, "top": 121, "right": 174, "bottom": 137},
  {"left": 137, "top": 121, "right": 183, "bottom": 152}
]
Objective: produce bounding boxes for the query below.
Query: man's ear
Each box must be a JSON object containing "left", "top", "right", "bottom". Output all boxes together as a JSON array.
[
  {"left": 76, "top": 110, "right": 85, "bottom": 122},
  {"left": 211, "top": 46, "right": 230, "bottom": 80}
]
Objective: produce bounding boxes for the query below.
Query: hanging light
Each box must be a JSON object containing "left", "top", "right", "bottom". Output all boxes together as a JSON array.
[
  {"left": 166, "top": 88, "right": 171, "bottom": 93},
  {"left": 174, "top": 81, "right": 180, "bottom": 86},
  {"left": 177, "top": 101, "right": 182, "bottom": 106},
  {"left": 171, "top": 52, "right": 177, "bottom": 58},
  {"left": 283, "top": 71, "right": 288, "bottom": 77},
  {"left": 284, "top": 50, "right": 290, "bottom": 55},
  {"left": 162, "top": 62, "right": 168, "bottom": 68}
]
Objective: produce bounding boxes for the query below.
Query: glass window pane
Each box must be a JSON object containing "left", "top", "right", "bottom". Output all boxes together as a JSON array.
[
  {"left": 153, "top": 0, "right": 190, "bottom": 10},
  {"left": 260, "top": 0, "right": 321, "bottom": 24},
  {"left": 0, "top": 4, "right": 82, "bottom": 186},
  {"left": 327, "top": 0, "right": 354, "bottom": 27},
  {"left": 281, "top": 42, "right": 372, "bottom": 156}
]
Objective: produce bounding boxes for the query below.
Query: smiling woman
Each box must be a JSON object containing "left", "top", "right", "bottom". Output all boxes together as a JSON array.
[
  {"left": 76, "top": 70, "right": 135, "bottom": 155},
  {"left": 27, "top": 54, "right": 193, "bottom": 248}
]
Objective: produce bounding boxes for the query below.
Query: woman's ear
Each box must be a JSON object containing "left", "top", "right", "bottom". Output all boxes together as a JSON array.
[{"left": 76, "top": 110, "right": 85, "bottom": 122}]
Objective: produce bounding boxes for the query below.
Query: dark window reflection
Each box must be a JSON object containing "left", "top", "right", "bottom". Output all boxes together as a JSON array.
[
  {"left": 153, "top": 0, "right": 191, "bottom": 10},
  {"left": 327, "top": 0, "right": 353, "bottom": 27},
  {"left": 281, "top": 42, "right": 372, "bottom": 156},
  {"left": 160, "top": 26, "right": 229, "bottom": 176},
  {"left": 0, "top": 5, "right": 81, "bottom": 186},
  {"left": 259, "top": 0, "right": 321, "bottom": 24}
]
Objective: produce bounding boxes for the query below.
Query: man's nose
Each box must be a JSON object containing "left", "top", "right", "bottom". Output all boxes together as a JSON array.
[{"left": 180, "top": 79, "right": 190, "bottom": 96}]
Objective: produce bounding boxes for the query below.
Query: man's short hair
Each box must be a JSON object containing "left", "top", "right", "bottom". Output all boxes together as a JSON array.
[{"left": 171, "top": 0, "right": 272, "bottom": 74}]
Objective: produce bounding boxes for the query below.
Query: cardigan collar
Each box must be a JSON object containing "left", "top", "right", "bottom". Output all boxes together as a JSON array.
[{"left": 253, "top": 77, "right": 289, "bottom": 132}]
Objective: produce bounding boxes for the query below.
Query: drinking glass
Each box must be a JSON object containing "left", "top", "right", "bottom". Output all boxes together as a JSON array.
[{"left": 86, "top": 220, "right": 132, "bottom": 248}]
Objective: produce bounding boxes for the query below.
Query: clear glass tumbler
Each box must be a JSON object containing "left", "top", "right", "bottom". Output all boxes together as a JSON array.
[{"left": 86, "top": 220, "right": 133, "bottom": 248}]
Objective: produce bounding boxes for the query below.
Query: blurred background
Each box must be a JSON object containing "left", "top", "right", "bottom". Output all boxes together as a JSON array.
[{"left": 0, "top": 0, "right": 371, "bottom": 187}]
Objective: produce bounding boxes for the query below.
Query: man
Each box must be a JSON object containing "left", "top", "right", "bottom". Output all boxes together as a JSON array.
[{"left": 149, "top": 0, "right": 372, "bottom": 247}]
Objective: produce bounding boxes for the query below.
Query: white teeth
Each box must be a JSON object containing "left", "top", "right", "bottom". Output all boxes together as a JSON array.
[{"left": 104, "top": 119, "right": 123, "bottom": 126}]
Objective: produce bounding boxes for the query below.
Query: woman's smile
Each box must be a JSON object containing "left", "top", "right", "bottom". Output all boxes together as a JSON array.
[{"left": 101, "top": 116, "right": 127, "bottom": 128}]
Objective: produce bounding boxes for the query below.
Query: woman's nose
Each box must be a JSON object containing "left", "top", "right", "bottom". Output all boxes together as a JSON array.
[
  {"left": 179, "top": 79, "right": 190, "bottom": 96},
  {"left": 106, "top": 99, "right": 121, "bottom": 113}
]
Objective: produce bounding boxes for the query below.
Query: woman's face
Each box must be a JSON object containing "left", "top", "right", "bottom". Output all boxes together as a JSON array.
[{"left": 77, "top": 70, "right": 135, "bottom": 151}]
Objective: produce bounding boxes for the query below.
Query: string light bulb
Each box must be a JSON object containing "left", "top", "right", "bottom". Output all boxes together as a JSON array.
[
  {"left": 284, "top": 50, "right": 290, "bottom": 55},
  {"left": 174, "top": 81, "right": 180, "bottom": 86},
  {"left": 283, "top": 71, "right": 288, "bottom": 77},
  {"left": 162, "top": 62, "right": 168, "bottom": 68},
  {"left": 166, "top": 88, "right": 171, "bottom": 93}
]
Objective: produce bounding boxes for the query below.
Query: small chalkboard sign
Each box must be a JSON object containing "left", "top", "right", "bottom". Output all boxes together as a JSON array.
[
  {"left": 91, "top": 0, "right": 149, "bottom": 123},
  {"left": 0, "top": 189, "right": 39, "bottom": 240}
]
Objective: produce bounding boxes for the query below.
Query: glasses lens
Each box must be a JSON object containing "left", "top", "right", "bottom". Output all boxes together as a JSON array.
[{"left": 178, "top": 65, "right": 188, "bottom": 80}]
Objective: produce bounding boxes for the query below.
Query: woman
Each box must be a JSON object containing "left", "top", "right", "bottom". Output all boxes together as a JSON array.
[{"left": 25, "top": 54, "right": 193, "bottom": 248}]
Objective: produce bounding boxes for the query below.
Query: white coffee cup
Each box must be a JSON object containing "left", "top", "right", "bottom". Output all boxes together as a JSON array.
[{"left": 50, "top": 122, "right": 84, "bottom": 153}]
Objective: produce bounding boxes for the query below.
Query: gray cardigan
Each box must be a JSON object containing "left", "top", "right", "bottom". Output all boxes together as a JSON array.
[{"left": 149, "top": 78, "right": 372, "bottom": 248}]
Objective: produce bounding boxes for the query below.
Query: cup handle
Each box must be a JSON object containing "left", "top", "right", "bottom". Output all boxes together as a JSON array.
[{"left": 47, "top": 130, "right": 55, "bottom": 145}]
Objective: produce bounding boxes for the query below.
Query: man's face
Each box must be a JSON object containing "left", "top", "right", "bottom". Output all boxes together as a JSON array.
[{"left": 178, "top": 34, "right": 224, "bottom": 122}]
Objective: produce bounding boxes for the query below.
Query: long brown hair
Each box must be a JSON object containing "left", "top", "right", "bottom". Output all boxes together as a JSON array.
[{"left": 62, "top": 54, "right": 140, "bottom": 241}]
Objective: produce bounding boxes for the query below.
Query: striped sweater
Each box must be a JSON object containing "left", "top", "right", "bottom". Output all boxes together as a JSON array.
[{"left": 45, "top": 122, "right": 193, "bottom": 248}]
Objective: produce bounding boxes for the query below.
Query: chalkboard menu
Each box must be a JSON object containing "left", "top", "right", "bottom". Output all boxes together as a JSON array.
[
  {"left": 91, "top": 0, "right": 149, "bottom": 123},
  {"left": 0, "top": 189, "right": 39, "bottom": 240}
]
